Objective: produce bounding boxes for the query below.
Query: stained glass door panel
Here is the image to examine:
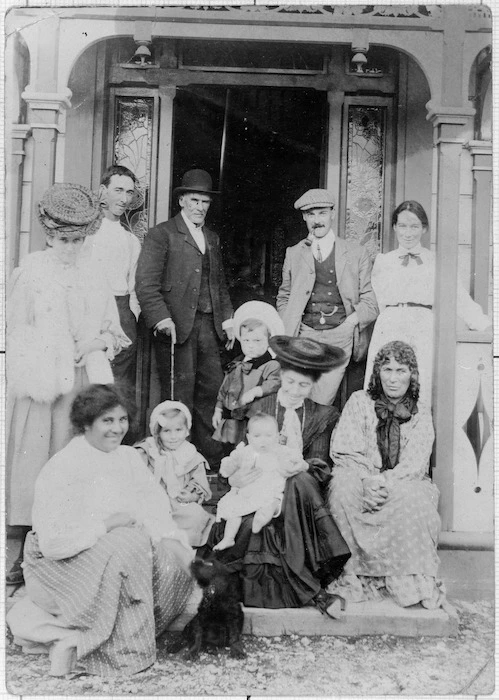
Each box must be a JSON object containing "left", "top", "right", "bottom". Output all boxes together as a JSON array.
[
  {"left": 110, "top": 90, "right": 159, "bottom": 241},
  {"left": 340, "top": 97, "right": 394, "bottom": 258}
]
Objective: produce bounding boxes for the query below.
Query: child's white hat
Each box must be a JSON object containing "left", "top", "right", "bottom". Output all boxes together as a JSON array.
[
  {"left": 233, "top": 301, "right": 285, "bottom": 341},
  {"left": 149, "top": 400, "right": 192, "bottom": 433}
]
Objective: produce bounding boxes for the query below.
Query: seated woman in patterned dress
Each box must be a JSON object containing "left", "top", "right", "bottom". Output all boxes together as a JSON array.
[
  {"left": 328, "top": 340, "right": 446, "bottom": 608},
  {"left": 7, "top": 385, "right": 194, "bottom": 677}
]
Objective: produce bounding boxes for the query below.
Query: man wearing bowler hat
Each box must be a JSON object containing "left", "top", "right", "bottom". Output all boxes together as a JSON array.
[
  {"left": 136, "top": 169, "right": 234, "bottom": 469},
  {"left": 277, "top": 188, "right": 378, "bottom": 406}
]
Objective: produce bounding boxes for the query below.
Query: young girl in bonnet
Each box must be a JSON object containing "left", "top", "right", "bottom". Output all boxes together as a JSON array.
[
  {"left": 135, "top": 401, "right": 214, "bottom": 547},
  {"left": 212, "top": 300, "right": 284, "bottom": 448}
]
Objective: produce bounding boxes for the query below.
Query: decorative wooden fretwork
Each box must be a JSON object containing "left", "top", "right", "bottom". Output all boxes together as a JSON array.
[
  {"left": 182, "top": 5, "right": 442, "bottom": 18},
  {"left": 463, "top": 361, "right": 492, "bottom": 481},
  {"left": 467, "top": 5, "right": 492, "bottom": 21}
]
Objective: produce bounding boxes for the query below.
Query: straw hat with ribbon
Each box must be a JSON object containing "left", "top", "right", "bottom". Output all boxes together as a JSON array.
[{"left": 38, "top": 183, "right": 102, "bottom": 238}]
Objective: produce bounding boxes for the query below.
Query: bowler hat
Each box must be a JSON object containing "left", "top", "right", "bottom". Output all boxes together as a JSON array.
[
  {"left": 270, "top": 336, "right": 345, "bottom": 372},
  {"left": 173, "top": 169, "right": 219, "bottom": 200}
]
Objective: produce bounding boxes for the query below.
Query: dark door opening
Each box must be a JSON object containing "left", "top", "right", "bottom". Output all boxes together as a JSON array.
[{"left": 172, "top": 85, "right": 328, "bottom": 306}]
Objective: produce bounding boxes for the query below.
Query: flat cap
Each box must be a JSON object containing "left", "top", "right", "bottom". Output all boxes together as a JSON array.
[{"left": 294, "top": 188, "right": 335, "bottom": 211}]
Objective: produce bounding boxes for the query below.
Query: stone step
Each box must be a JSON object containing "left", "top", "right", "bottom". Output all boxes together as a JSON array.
[{"left": 169, "top": 588, "right": 459, "bottom": 638}]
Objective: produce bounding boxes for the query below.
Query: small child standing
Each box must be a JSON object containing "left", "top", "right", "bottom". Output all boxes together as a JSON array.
[
  {"left": 213, "top": 412, "right": 308, "bottom": 551},
  {"left": 135, "top": 401, "right": 214, "bottom": 547},
  {"left": 212, "top": 301, "right": 284, "bottom": 447}
]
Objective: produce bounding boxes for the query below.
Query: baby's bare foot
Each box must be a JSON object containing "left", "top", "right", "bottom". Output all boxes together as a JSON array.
[{"left": 213, "top": 537, "right": 235, "bottom": 551}]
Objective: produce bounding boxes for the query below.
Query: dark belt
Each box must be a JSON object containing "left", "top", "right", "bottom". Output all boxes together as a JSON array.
[{"left": 386, "top": 303, "right": 432, "bottom": 310}]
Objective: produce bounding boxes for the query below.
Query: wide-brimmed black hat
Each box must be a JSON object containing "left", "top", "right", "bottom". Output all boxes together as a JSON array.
[
  {"left": 270, "top": 335, "right": 345, "bottom": 372},
  {"left": 173, "top": 169, "right": 219, "bottom": 200}
]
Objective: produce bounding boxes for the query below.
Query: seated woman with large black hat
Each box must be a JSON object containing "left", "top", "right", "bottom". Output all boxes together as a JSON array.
[{"left": 205, "top": 336, "right": 351, "bottom": 617}]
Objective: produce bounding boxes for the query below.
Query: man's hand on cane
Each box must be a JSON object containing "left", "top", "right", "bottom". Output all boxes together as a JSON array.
[{"left": 154, "top": 318, "right": 177, "bottom": 344}]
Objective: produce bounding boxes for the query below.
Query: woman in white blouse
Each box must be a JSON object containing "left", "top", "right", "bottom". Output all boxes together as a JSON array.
[
  {"left": 7, "top": 384, "right": 194, "bottom": 678},
  {"left": 364, "top": 201, "right": 491, "bottom": 402}
]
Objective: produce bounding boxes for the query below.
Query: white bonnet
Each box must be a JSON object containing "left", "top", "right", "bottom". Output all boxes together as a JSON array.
[
  {"left": 233, "top": 301, "right": 285, "bottom": 341},
  {"left": 149, "top": 400, "right": 192, "bottom": 433}
]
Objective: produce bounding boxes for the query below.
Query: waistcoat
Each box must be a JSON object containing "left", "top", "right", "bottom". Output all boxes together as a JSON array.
[
  {"left": 197, "top": 248, "right": 213, "bottom": 313},
  {"left": 303, "top": 247, "right": 346, "bottom": 329}
]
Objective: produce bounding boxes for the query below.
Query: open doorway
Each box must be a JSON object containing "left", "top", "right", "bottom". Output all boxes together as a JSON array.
[{"left": 172, "top": 84, "right": 328, "bottom": 307}]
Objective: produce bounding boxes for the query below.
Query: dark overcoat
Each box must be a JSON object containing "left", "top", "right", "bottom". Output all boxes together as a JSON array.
[{"left": 136, "top": 213, "right": 233, "bottom": 345}]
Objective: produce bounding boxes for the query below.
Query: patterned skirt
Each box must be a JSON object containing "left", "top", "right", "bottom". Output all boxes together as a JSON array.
[
  {"left": 10, "top": 528, "right": 193, "bottom": 676},
  {"left": 328, "top": 468, "right": 446, "bottom": 608}
]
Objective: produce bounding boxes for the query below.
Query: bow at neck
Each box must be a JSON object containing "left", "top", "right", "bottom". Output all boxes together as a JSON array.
[
  {"left": 374, "top": 393, "right": 418, "bottom": 471},
  {"left": 239, "top": 351, "right": 273, "bottom": 374},
  {"left": 399, "top": 251, "right": 423, "bottom": 266}
]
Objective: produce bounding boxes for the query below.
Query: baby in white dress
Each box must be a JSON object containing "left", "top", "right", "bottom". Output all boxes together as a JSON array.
[{"left": 213, "top": 412, "right": 308, "bottom": 551}]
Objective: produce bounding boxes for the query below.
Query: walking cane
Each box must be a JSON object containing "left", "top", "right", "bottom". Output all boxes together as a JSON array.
[{"left": 170, "top": 338, "right": 175, "bottom": 400}]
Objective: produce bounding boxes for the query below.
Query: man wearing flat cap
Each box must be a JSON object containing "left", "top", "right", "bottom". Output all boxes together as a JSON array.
[
  {"left": 276, "top": 188, "right": 378, "bottom": 405},
  {"left": 136, "top": 169, "right": 234, "bottom": 469}
]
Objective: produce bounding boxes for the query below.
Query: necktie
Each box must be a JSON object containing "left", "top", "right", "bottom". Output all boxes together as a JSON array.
[
  {"left": 399, "top": 252, "right": 422, "bottom": 266},
  {"left": 316, "top": 243, "right": 322, "bottom": 263}
]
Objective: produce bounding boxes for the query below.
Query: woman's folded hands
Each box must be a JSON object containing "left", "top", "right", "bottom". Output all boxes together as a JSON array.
[{"left": 361, "top": 476, "right": 388, "bottom": 512}]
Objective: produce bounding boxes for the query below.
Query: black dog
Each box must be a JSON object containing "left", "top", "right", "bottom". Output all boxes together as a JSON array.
[{"left": 169, "top": 555, "right": 246, "bottom": 660}]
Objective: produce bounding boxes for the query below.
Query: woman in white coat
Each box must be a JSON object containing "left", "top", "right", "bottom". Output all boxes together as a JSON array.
[{"left": 6, "top": 183, "right": 130, "bottom": 584}]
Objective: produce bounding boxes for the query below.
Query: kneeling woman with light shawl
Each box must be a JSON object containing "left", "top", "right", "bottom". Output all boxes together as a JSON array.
[{"left": 7, "top": 384, "right": 194, "bottom": 677}]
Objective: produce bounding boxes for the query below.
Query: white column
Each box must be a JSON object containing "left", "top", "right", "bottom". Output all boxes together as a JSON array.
[
  {"left": 21, "top": 89, "right": 72, "bottom": 251},
  {"left": 6, "top": 124, "right": 31, "bottom": 272},
  {"left": 426, "top": 103, "right": 475, "bottom": 531}
]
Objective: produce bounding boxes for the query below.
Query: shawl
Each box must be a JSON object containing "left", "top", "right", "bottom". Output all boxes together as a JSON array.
[
  {"left": 137, "top": 437, "right": 211, "bottom": 501},
  {"left": 374, "top": 393, "right": 418, "bottom": 471}
]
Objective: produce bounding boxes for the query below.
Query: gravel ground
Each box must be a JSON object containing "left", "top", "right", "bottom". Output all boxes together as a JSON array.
[{"left": 4, "top": 599, "right": 494, "bottom": 696}]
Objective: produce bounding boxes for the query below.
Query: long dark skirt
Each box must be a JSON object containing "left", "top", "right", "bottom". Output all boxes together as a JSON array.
[{"left": 206, "top": 470, "right": 350, "bottom": 608}]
